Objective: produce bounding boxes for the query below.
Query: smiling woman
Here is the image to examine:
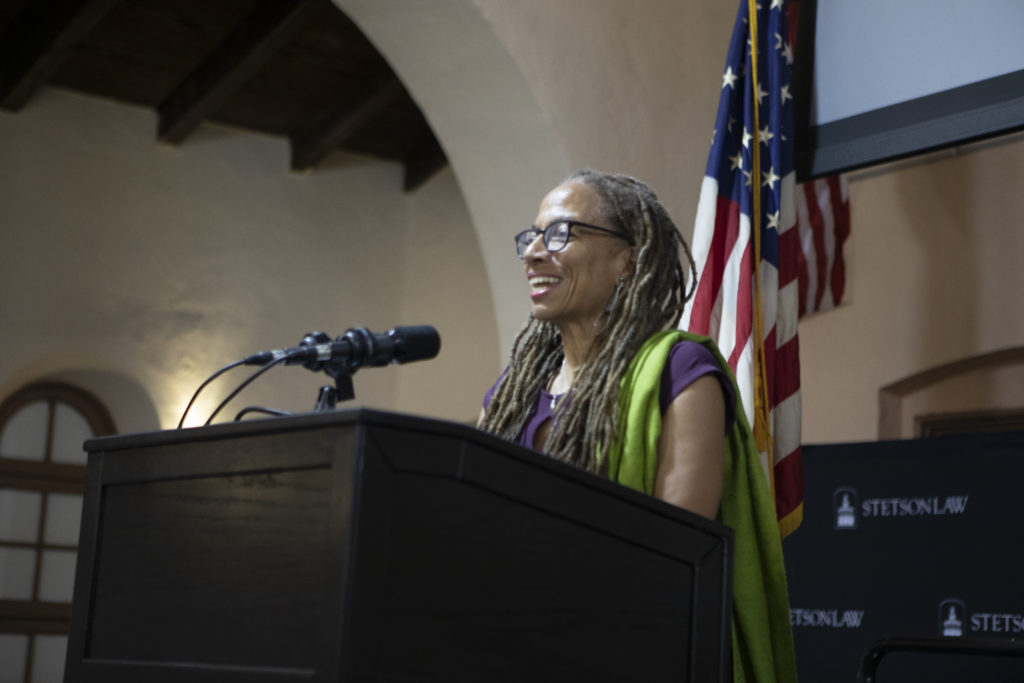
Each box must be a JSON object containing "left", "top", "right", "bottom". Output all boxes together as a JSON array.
[
  {"left": 480, "top": 169, "right": 705, "bottom": 504},
  {"left": 478, "top": 169, "right": 798, "bottom": 683}
]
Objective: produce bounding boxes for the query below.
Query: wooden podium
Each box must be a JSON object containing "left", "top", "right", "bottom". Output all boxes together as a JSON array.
[{"left": 65, "top": 410, "right": 732, "bottom": 682}]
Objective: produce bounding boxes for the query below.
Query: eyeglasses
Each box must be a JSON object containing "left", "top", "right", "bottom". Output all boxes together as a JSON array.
[{"left": 514, "top": 220, "right": 632, "bottom": 259}]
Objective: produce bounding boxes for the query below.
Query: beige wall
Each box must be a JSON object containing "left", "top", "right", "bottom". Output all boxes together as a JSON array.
[
  {"left": 2, "top": 1, "right": 1021, "bottom": 443},
  {"left": 395, "top": 165, "right": 500, "bottom": 422},
  {"left": 799, "top": 141, "right": 1024, "bottom": 442},
  {"left": 7, "top": 3, "right": 1022, "bottom": 677},
  {"left": 335, "top": 0, "right": 570, "bottom": 361},
  {"left": 473, "top": 0, "right": 733, "bottom": 227},
  {"left": 0, "top": 88, "right": 498, "bottom": 432},
  {"left": 344, "top": 0, "right": 1024, "bottom": 444}
]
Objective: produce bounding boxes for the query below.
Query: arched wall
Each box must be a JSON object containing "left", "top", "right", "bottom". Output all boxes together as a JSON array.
[
  {"left": 878, "top": 346, "right": 1024, "bottom": 439},
  {"left": 335, "top": 0, "right": 1024, "bottom": 444},
  {"left": 1, "top": 360, "right": 162, "bottom": 435},
  {"left": 0, "top": 88, "right": 499, "bottom": 430},
  {"left": 334, "top": 0, "right": 571, "bottom": 362},
  {"left": 335, "top": 0, "right": 736, "bottom": 360},
  {"left": 471, "top": 0, "right": 735, "bottom": 229}
]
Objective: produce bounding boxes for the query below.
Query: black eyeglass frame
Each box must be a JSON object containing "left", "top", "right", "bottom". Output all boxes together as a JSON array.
[{"left": 514, "top": 220, "right": 633, "bottom": 259}]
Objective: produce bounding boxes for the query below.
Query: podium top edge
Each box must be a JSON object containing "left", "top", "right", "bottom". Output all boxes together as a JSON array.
[
  {"left": 84, "top": 408, "right": 463, "bottom": 452},
  {"left": 83, "top": 408, "right": 733, "bottom": 540}
]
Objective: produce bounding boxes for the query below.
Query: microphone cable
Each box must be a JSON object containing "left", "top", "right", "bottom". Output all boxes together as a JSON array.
[
  {"left": 177, "top": 325, "right": 441, "bottom": 428},
  {"left": 177, "top": 359, "right": 247, "bottom": 429},
  {"left": 233, "top": 406, "right": 292, "bottom": 422},
  {"left": 204, "top": 355, "right": 291, "bottom": 427}
]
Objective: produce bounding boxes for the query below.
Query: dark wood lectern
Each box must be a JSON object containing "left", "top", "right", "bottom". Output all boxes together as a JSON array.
[{"left": 65, "top": 410, "right": 732, "bottom": 682}]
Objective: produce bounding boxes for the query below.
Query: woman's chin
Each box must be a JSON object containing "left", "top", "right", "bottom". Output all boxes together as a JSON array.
[
  {"left": 530, "top": 297, "right": 567, "bottom": 321},
  {"left": 531, "top": 305, "right": 557, "bottom": 321}
]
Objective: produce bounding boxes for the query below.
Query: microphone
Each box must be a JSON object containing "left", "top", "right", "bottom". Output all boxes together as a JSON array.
[{"left": 243, "top": 326, "right": 441, "bottom": 372}]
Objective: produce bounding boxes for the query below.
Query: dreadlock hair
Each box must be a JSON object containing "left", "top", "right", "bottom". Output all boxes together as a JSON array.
[{"left": 480, "top": 169, "right": 697, "bottom": 476}]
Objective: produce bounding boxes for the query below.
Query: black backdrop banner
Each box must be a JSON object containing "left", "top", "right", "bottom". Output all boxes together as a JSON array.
[{"left": 783, "top": 431, "right": 1024, "bottom": 682}]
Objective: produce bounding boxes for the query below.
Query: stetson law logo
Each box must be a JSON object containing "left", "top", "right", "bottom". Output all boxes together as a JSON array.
[
  {"left": 940, "top": 599, "right": 965, "bottom": 637},
  {"left": 833, "top": 487, "right": 858, "bottom": 530},
  {"left": 790, "top": 607, "right": 865, "bottom": 629},
  {"left": 941, "top": 598, "right": 1024, "bottom": 636},
  {"left": 832, "top": 486, "right": 968, "bottom": 529}
]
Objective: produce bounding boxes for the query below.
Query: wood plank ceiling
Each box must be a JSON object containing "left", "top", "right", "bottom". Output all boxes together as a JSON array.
[{"left": 0, "top": 0, "right": 448, "bottom": 191}]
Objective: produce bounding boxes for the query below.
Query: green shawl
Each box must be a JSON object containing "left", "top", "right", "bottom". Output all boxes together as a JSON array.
[{"left": 605, "top": 330, "right": 797, "bottom": 683}]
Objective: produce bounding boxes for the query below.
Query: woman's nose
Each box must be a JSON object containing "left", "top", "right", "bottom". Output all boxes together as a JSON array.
[{"left": 522, "top": 232, "right": 547, "bottom": 261}]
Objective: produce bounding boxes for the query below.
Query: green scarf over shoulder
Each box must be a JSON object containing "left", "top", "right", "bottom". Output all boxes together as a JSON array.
[{"left": 605, "top": 330, "right": 797, "bottom": 683}]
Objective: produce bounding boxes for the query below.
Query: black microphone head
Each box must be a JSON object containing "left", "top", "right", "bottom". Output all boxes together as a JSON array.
[{"left": 388, "top": 326, "right": 440, "bottom": 364}]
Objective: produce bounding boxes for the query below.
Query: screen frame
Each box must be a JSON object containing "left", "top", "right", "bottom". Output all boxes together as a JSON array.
[{"left": 793, "top": 0, "right": 1024, "bottom": 181}]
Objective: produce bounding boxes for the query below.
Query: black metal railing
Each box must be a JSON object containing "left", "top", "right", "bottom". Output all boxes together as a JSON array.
[{"left": 859, "top": 636, "right": 1024, "bottom": 683}]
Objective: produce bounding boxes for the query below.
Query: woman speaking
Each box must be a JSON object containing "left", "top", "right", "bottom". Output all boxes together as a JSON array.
[{"left": 479, "top": 169, "right": 797, "bottom": 683}]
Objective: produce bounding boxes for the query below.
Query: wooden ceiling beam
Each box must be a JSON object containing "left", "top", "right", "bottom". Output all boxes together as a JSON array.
[
  {"left": 157, "top": 0, "right": 322, "bottom": 145},
  {"left": 0, "top": 0, "right": 120, "bottom": 112},
  {"left": 290, "top": 77, "right": 404, "bottom": 171},
  {"left": 403, "top": 136, "right": 448, "bottom": 192}
]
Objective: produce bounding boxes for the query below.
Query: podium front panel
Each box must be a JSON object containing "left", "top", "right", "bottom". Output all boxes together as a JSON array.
[{"left": 66, "top": 410, "right": 732, "bottom": 683}]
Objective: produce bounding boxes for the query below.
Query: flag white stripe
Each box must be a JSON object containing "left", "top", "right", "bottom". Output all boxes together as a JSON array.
[
  {"left": 758, "top": 260, "right": 779, "bottom": 345},
  {"left": 771, "top": 390, "right": 802, "bottom": 461},
  {"left": 794, "top": 185, "right": 818, "bottom": 313},
  {"left": 779, "top": 172, "right": 797, "bottom": 234},
  {"left": 814, "top": 177, "right": 837, "bottom": 308},
  {"left": 715, "top": 213, "right": 749, "bottom": 362},
  {"left": 733, "top": 339, "right": 755, "bottom": 436},
  {"left": 776, "top": 279, "right": 799, "bottom": 347},
  {"left": 682, "top": 176, "right": 722, "bottom": 331}
]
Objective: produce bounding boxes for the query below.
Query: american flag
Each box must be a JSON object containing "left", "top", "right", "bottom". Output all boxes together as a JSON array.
[
  {"left": 796, "top": 175, "right": 850, "bottom": 316},
  {"left": 682, "top": 0, "right": 849, "bottom": 537}
]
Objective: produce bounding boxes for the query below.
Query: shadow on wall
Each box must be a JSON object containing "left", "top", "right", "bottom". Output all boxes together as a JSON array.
[{"left": 895, "top": 154, "right": 978, "bottom": 360}]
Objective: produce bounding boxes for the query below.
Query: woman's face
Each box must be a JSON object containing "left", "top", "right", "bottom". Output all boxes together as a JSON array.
[{"left": 524, "top": 182, "right": 634, "bottom": 328}]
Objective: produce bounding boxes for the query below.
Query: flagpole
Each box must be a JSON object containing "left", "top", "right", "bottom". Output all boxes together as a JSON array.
[{"left": 746, "top": 0, "right": 776, "bottom": 498}]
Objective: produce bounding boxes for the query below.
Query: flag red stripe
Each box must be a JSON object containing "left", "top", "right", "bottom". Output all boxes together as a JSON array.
[
  {"left": 728, "top": 237, "right": 755, "bottom": 371},
  {"left": 777, "top": 219, "right": 799, "bottom": 287},
  {"left": 772, "top": 334, "right": 800, "bottom": 403},
  {"left": 762, "top": 322, "right": 778, "bottom": 404},
  {"left": 827, "top": 175, "right": 850, "bottom": 307},
  {"left": 734, "top": 238, "right": 754, "bottom": 367},
  {"left": 795, "top": 225, "right": 809, "bottom": 318},
  {"left": 689, "top": 195, "right": 742, "bottom": 335},
  {"left": 773, "top": 445, "right": 803, "bottom": 519},
  {"left": 802, "top": 182, "right": 829, "bottom": 311}
]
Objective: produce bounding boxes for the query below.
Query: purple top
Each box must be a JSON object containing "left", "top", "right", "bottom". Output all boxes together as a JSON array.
[{"left": 483, "top": 340, "right": 736, "bottom": 450}]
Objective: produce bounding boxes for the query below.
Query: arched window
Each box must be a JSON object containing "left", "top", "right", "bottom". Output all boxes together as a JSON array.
[{"left": 0, "top": 382, "right": 114, "bottom": 683}]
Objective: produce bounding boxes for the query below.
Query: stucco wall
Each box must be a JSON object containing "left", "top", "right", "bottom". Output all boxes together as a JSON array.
[
  {"left": 799, "top": 141, "right": 1024, "bottom": 442},
  {"left": 9, "top": 3, "right": 1023, "bottom": 677},
  {"left": 2, "top": 1, "right": 1021, "bottom": 443},
  {"left": 335, "top": 0, "right": 570, "bottom": 364},
  {"left": 395, "top": 164, "right": 501, "bottom": 422},
  {"left": 0, "top": 88, "right": 497, "bottom": 431},
  {"left": 346, "top": 0, "right": 1024, "bottom": 443},
  {"left": 473, "top": 0, "right": 733, "bottom": 228}
]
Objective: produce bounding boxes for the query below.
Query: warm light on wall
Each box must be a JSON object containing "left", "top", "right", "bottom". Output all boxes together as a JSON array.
[{"left": 153, "top": 372, "right": 218, "bottom": 430}]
